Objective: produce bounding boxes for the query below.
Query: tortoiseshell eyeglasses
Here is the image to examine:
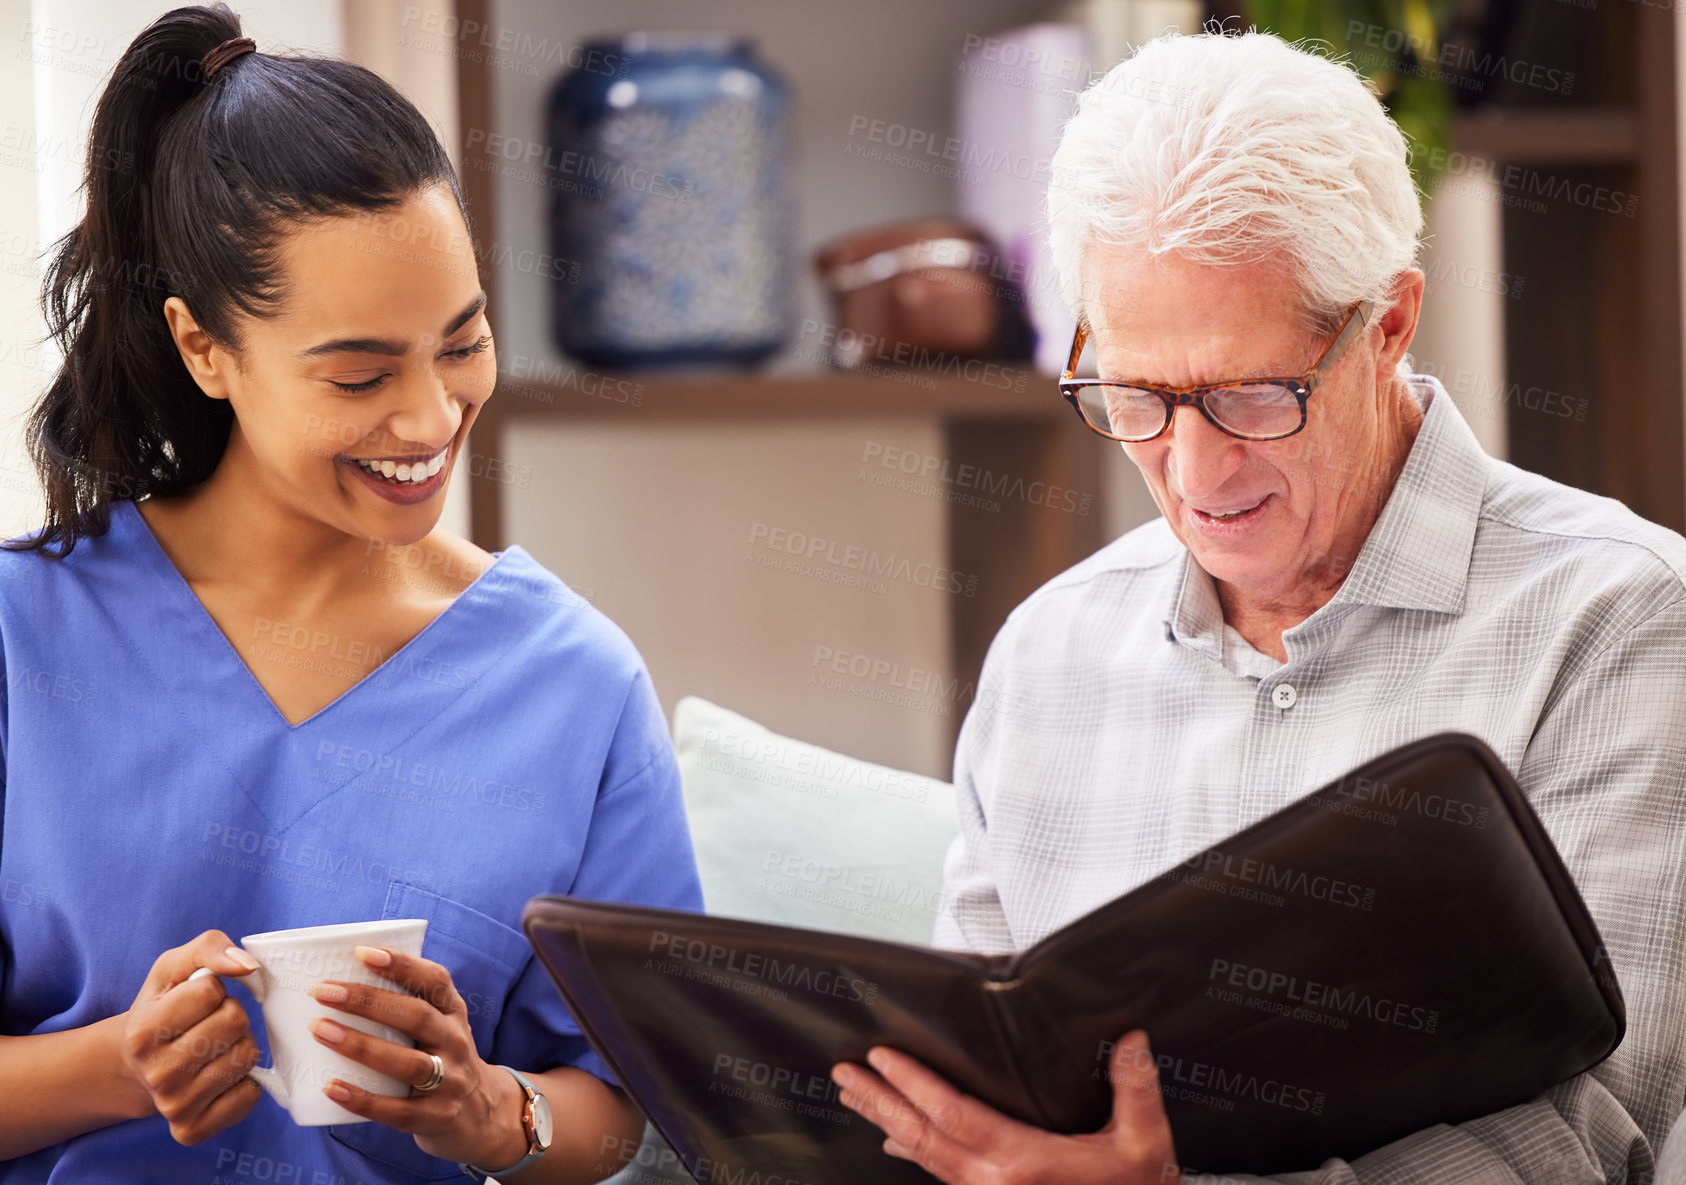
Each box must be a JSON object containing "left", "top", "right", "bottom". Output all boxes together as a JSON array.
[{"left": 1058, "top": 300, "right": 1374, "bottom": 443}]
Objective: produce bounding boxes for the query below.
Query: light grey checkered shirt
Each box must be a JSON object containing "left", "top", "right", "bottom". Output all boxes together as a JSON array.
[{"left": 935, "top": 374, "right": 1686, "bottom": 1183}]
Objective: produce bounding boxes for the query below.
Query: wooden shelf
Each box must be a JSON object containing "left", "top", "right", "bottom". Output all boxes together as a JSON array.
[
  {"left": 485, "top": 360, "right": 1105, "bottom": 761},
  {"left": 495, "top": 369, "right": 1072, "bottom": 423},
  {"left": 1452, "top": 107, "right": 1640, "bottom": 165}
]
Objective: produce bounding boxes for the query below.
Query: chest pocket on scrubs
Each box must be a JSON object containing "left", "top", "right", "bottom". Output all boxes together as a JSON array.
[{"left": 329, "top": 881, "right": 535, "bottom": 1180}]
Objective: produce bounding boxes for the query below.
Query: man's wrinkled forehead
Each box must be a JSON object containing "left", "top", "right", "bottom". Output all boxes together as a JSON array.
[{"left": 1080, "top": 251, "right": 1322, "bottom": 385}]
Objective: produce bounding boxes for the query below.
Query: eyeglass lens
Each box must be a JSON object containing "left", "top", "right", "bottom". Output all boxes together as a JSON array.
[
  {"left": 1068, "top": 335, "right": 1302, "bottom": 440},
  {"left": 1070, "top": 382, "right": 1302, "bottom": 439}
]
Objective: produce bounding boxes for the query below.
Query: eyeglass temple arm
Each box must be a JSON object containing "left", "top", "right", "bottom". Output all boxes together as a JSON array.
[
  {"left": 1064, "top": 321, "right": 1088, "bottom": 380},
  {"left": 1309, "top": 300, "right": 1374, "bottom": 381}
]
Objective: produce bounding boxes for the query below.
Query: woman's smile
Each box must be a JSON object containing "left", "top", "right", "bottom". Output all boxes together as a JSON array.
[{"left": 338, "top": 442, "right": 453, "bottom": 504}]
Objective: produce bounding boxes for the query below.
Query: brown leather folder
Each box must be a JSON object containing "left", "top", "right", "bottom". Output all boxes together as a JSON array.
[{"left": 523, "top": 732, "right": 1624, "bottom": 1181}]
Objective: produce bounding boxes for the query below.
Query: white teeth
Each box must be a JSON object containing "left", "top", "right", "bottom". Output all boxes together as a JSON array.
[
  {"left": 1201, "top": 502, "right": 1259, "bottom": 520},
  {"left": 349, "top": 447, "right": 449, "bottom": 484}
]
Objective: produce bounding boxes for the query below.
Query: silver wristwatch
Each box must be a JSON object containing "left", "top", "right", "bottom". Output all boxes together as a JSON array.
[{"left": 459, "top": 1066, "right": 554, "bottom": 1180}]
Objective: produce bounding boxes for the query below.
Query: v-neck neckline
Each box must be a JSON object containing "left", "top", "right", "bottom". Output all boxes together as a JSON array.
[{"left": 118, "top": 498, "right": 510, "bottom": 733}]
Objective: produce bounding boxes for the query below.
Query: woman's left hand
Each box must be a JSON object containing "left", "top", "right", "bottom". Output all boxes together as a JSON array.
[{"left": 307, "top": 945, "right": 526, "bottom": 1169}]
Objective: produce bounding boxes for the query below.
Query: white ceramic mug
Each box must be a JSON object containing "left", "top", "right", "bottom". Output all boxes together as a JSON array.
[{"left": 220, "top": 919, "right": 429, "bottom": 1126}]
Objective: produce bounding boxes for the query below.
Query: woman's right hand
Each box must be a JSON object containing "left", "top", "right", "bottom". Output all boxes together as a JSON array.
[{"left": 119, "top": 930, "right": 266, "bottom": 1144}]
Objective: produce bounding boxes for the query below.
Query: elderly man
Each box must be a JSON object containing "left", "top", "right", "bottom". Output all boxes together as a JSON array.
[{"left": 830, "top": 27, "right": 1686, "bottom": 1185}]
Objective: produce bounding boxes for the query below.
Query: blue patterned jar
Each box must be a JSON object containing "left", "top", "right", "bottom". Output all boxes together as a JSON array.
[{"left": 545, "top": 32, "right": 794, "bottom": 369}]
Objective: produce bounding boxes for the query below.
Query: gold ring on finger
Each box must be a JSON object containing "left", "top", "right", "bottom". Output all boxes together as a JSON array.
[{"left": 414, "top": 1051, "right": 445, "bottom": 1093}]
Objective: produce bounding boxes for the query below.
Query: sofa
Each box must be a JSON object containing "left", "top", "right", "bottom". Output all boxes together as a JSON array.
[{"left": 598, "top": 696, "right": 960, "bottom": 1184}]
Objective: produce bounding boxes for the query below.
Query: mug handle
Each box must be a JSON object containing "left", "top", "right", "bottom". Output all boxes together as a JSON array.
[{"left": 189, "top": 964, "right": 289, "bottom": 1111}]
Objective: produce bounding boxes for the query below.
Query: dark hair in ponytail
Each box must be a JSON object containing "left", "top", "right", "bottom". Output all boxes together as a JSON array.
[{"left": 10, "top": 2, "right": 469, "bottom": 556}]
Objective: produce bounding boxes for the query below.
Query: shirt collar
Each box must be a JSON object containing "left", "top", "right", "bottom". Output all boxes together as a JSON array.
[{"left": 1164, "top": 373, "right": 1487, "bottom": 653}]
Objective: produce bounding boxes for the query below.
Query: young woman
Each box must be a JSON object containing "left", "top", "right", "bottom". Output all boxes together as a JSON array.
[{"left": 0, "top": 4, "right": 700, "bottom": 1182}]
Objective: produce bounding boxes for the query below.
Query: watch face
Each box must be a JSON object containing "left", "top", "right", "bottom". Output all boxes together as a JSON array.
[{"left": 532, "top": 1092, "right": 555, "bottom": 1148}]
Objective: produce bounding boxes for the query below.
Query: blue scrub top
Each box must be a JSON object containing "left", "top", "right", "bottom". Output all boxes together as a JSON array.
[{"left": 0, "top": 498, "right": 704, "bottom": 1182}]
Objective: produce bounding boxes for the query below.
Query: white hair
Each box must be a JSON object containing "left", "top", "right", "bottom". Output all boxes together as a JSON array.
[{"left": 1047, "top": 28, "right": 1425, "bottom": 354}]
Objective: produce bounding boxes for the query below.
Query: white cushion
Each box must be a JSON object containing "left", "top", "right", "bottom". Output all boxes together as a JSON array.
[
  {"left": 671, "top": 696, "right": 959, "bottom": 946},
  {"left": 1660, "top": 1109, "right": 1686, "bottom": 1185},
  {"left": 599, "top": 698, "right": 961, "bottom": 1185}
]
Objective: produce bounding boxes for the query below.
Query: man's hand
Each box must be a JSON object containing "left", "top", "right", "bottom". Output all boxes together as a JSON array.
[{"left": 831, "top": 1029, "right": 1182, "bottom": 1185}]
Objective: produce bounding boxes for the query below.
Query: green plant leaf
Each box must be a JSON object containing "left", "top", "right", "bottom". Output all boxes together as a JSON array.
[{"left": 1242, "top": 0, "right": 1455, "bottom": 209}]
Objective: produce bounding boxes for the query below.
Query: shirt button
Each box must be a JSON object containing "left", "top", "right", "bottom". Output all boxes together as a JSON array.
[{"left": 1272, "top": 683, "right": 1298, "bottom": 710}]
